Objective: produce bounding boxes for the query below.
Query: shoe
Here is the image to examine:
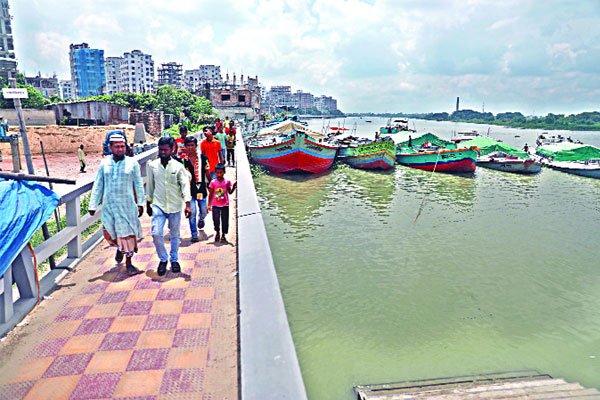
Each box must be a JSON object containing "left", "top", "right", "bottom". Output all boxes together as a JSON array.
[
  {"left": 157, "top": 261, "right": 168, "bottom": 276},
  {"left": 220, "top": 235, "right": 227, "bottom": 243},
  {"left": 198, "top": 220, "right": 205, "bottom": 229},
  {"left": 126, "top": 264, "right": 141, "bottom": 275},
  {"left": 115, "top": 250, "right": 124, "bottom": 263},
  {"left": 214, "top": 233, "right": 220, "bottom": 242},
  {"left": 191, "top": 237, "right": 200, "bottom": 243},
  {"left": 171, "top": 261, "right": 181, "bottom": 274}
]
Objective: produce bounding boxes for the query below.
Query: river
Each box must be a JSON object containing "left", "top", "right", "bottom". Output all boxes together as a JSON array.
[{"left": 251, "top": 117, "right": 600, "bottom": 399}]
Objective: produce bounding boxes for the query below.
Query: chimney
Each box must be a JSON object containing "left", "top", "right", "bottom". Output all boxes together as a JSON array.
[{"left": 456, "top": 97, "right": 460, "bottom": 112}]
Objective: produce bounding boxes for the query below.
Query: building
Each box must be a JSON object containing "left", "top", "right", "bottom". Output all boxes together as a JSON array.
[
  {"left": 69, "top": 43, "right": 106, "bottom": 98},
  {"left": 293, "top": 90, "right": 314, "bottom": 111},
  {"left": 265, "top": 86, "right": 293, "bottom": 109},
  {"left": 315, "top": 95, "right": 338, "bottom": 113},
  {"left": 183, "top": 65, "right": 222, "bottom": 92},
  {"left": 157, "top": 62, "right": 183, "bottom": 88},
  {"left": 59, "top": 80, "right": 73, "bottom": 100},
  {"left": 50, "top": 100, "right": 129, "bottom": 126},
  {"left": 0, "top": 0, "right": 17, "bottom": 80},
  {"left": 25, "top": 73, "right": 59, "bottom": 97},
  {"left": 104, "top": 57, "right": 122, "bottom": 95},
  {"left": 207, "top": 74, "right": 261, "bottom": 121},
  {"left": 119, "top": 50, "right": 154, "bottom": 94}
]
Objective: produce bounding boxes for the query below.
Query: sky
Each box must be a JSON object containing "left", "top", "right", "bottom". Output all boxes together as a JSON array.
[{"left": 10, "top": 0, "right": 600, "bottom": 115}]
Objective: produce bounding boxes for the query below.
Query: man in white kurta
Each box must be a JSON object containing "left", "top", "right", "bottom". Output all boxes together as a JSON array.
[{"left": 89, "top": 134, "right": 145, "bottom": 274}]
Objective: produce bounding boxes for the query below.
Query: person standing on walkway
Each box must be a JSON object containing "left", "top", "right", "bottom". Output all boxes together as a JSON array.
[
  {"left": 215, "top": 118, "right": 223, "bottom": 134},
  {"left": 146, "top": 137, "right": 191, "bottom": 276},
  {"left": 78, "top": 144, "right": 86, "bottom": 173},
  {"left": 215, "top": 127, "right": 228, "bottom": 164},
  {"left": 89, "top": 134, "right": 144, "bottom": 275},
  {"left": 208, "top": 163, "right": 237, "bottom": 243},
  {"left": 183, "top": 136, "right": 211, "bottom": 243},
  {"left": 225, "top": 125, "right": 236, "bottom": 166},
  {"left": 200, "top": 126, "right": 223, "bottom": 180},
  {"left": 174, "top": 125, "right": 188, "bottom": 159}
]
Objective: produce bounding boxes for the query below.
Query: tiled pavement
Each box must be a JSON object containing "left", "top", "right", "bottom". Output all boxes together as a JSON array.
[{"left": 0, "top": 182, "right": 238, "bottom": 399}]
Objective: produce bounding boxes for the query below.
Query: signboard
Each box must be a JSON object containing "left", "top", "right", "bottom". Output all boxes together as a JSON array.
[{"left": 2, "top": 88, "right": 28, "bottom": 99}]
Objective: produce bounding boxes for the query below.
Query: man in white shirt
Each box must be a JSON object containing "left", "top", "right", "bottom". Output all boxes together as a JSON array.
[{"left": 146, "top": 137, "right": 192, "bottom": 276}]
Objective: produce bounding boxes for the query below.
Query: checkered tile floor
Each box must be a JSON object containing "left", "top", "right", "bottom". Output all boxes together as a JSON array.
[{"left": 0, "top": 208, "right": 237, "bottom": 400}]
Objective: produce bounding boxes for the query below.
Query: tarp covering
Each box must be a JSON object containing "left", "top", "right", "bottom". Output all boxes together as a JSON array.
[
  {"left": 0, "top": 178, "right": 60, "bottom": 277},
  {"left": 536, "top": 142, "right": 600, "bottom": 161},
  {"left": 461, "top": 137, "right": 530, "bottom": 159},
  {"left": 395, "top": 132, "right": 455, "bottom": 149},
  {"left": 257, "top": 120, "right": 325, "bottom": 139}
]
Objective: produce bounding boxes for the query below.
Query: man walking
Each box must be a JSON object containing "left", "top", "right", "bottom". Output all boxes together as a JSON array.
[
  {"left": 215, "top": 127, "right": 227, "bottom": 164},
  {"left": 225, "top": 124, "right": 236, "bottom": 166},
  {"left": 182, "top": 136, "right": 211, "bottom": 242},
  {"left": 89, "top": 134, "right": 144, "bottom": 274},
  {"left": 200, "top": 126, "right": 223, "bottom": 180},
  {"left": 78, "top": 144, "right": 86, "bottom": 173},
  {"left": 146, "top": 137, "right": 191, "bottom": 276}
]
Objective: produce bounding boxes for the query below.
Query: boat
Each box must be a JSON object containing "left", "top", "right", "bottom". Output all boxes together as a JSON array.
[
  {"left": 338, "top": 136, "right": 396, "bottom": 170},
  {"left": 536, "top": 141, "right": 600, "bottom": 179},
  {"left": 451, "top": 130, "right": 481, "bottom": 144},
  {"left": 395, "top": 132, "right": 478, "bottom": 173},
  {"left": 365, "top": 120, "right": 372, "bottom": 123},
  {"left": 460, "top": 137, "right": 541, "bottom": 175},
  {"left": 379, "top": 118, "right": 414, "bottom": 134},
  {"left": 247, "top": 120, "right": 339, "bottom": 174}
]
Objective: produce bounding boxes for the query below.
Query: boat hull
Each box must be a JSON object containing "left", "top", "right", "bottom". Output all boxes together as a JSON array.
[
  {"left": 396, "top": 148, "right": 478, "bottom": 173},
  {"left": 249, "top": 134, "right": 338, "bottom": 174},
  {"left": 547, "top": 163, "right": 600, "bottom": 179},
  {"left": 477, "top": 158, "right": 542, "bottom": 174},
  {"left": 340, "top": 142, "right": 396, "bottom": 170}
]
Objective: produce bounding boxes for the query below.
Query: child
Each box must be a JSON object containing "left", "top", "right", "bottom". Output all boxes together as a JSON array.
[{"left": 208, "top": 163, "right": 237, "bottom": 242}]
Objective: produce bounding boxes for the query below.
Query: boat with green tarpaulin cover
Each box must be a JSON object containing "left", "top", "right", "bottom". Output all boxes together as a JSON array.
[
  {"left": 338, "top": 138, "right": 396, "bottom": 170},
  {"left": 461, "top": 137, "right": 542, "bottom": 174},
  {"left": 395, "top": 132, "right": 478, "bottom": 173},
  {"left": 536, "top": 142, "right": 600, "bottom": 179}
]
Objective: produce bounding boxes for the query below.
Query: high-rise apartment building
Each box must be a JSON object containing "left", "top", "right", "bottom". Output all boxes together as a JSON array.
[
  {"left": 119, "top": 50, "right": 154, "bottom": 94},
  {"left": 265, "top": 86, "right": 293, "bottom": 108},
  {"left": 158, "top": 62, "right": 183, "bottom": 88},
  {"left": 183, "top": 65, "right": 222, "bottom": 92},
  {"left": 69, "top": 43, "right": 106, "bottom": 98},
  {"left": 0, "top": 0, "right": 17, "bottom": 80},
  {"left": 104, "top": 57, "right": 123, "bottom": 95},
  {"left": 25, "top": 73, "right": 59, "bottom": 97},
  {"left": 293, "top": 90, "right": 314, "bottom": 111}
]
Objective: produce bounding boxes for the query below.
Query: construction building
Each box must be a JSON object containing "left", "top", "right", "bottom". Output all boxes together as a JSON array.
[{"left": 157, "top": 62, "right": 183, "bottom": 88}]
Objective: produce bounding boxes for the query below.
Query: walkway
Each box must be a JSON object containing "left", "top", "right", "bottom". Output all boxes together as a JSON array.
[{"left": 0, "top": 170, "right": 238, "bottom": 400}]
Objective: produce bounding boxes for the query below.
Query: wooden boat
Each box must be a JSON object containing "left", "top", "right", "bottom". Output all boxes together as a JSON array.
[
  {"left": 379, "top": 118, "right": 414, "bottom": 134},
  {"left": 477, "top": 152, "right": 542, "bottom": 174},
  {"left": 247, "top": 120, "right": 338, "bottom": 174},
  {"left": 396, "top": 145, "right": 478, "bottom": 173},
  {"left": 543, "top": 160, "right": 600, "bottom": 179},
  {"left": 451, "top": 130, "right": 481, "bottom": 144},
  {"left": 338, "top": 137, "right": 396, "bottom": 170}
]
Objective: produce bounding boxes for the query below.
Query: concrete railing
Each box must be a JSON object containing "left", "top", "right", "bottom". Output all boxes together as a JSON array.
[
  {"left": 0, "top": 146, "right": 158, "bottom": 338},
  {"left": 237, "top": 121, "right": 308, "bottom": 399}
]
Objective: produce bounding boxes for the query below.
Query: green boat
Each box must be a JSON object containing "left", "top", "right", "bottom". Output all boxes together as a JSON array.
[{"left": 461, "top": 137, "right": 541, "bottom": 175}]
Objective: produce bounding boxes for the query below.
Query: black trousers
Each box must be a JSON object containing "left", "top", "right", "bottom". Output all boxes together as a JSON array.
[
  {"left": 80, "top": 160, "right": 86, "bottom": 172},
  {"left": 227, "top": 148, "right": 235, "bottom": 165},
  {"left": 212, "top": 205, "right": 229, "bottom": 234}
]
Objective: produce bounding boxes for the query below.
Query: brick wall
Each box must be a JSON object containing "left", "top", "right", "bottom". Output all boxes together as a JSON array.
[{"left": 129, "top": 111, "right": 164, "bottom": 136}]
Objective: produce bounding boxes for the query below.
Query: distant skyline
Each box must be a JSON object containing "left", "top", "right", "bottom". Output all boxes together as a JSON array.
[{"left": 11, "top": 0, "right": 600, "bottom": 115}]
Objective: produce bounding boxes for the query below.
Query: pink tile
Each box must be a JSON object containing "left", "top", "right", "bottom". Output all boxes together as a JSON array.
[
  {"left": 55, "top": 306, "right": 92, "bottom": 322},
  {"left": 99, "top": 332, "right": 140, "bottom": 351},
  {"left": 172, "top": 329, "right": 210, "bottom": 348},
  {"left": 190, "top": 277, "right": 215, "bottom": 288},
  {"left": 160, "top": 368, "right": 204, "bottom": 394},
  {"left": 69, "top": 372, "right": 121, "bottom": 400},
  {"left": 0, "top": 381, "right": 35, "bottom": 400},
  {"left": 144, "top": 314, "right": 179, "bottom": 331},
  {"left": 81, "top": 283, "right": 109, "bottom": 295},
  {"left": 74, "top": 318, "right": 114, "bottom": 336},
  {"left": 134, "top": 280, "right": 162, "bottom": 290},
  {"left": 98, "top": 291, "right": 130, "bottom": 304},
  {"left": 126, "top": 348, "right": 170, "bottom": 371},
  {"left": 30, "top": 337, "right": 69, "bottom": 358},
  {"left": 156, "top": 288, "right": 186, "bottom": 301},
  {"left": 42, "top": 353, "right": 93, "bottom": 378},
  {"left": 182, "top": 299, "right": 212, "bottom": 314},
  {"left": 120, "top": 302, "right": 153, "bottom": 316}
]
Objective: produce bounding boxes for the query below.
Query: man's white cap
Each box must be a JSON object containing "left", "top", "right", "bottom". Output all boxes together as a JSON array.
[{"left": 109, "top": 134, "right": 126, "bottom": 143}]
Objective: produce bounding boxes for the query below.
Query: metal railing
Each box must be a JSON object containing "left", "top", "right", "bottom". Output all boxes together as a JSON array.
[{"left": 0, "top": 146, "right": 158, "bottom": 337}]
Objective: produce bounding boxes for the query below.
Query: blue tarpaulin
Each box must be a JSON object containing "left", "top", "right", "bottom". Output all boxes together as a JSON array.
[{"left": 0, "top": 178, "right": 60, "bottom": 277}]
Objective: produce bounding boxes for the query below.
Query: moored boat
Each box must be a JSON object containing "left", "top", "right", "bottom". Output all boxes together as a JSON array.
[
  {"left": 544, "top": 160, "right": 600, "bottom": 179},
  {"left": 395, "top": 132, "right": 477, "bottom": 173},
  {"left": 536, "top": 141, "right": 600, "bottom": 179},
  {"left": 379, "top": 118, "right": 414, "bottom": 134},
  {"left": 247, "top": 120, "right": 339, "bottom": 174},
  {"left": 461, "top": 137, "right": 541, "bottom": 175},
  {"left": 338, "top": 137, "right": 396, "bottom": 170}
]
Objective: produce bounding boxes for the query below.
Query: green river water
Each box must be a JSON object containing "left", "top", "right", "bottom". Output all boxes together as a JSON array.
[{"left": 252, "top": 118, "right": 600, "bottom": 399}]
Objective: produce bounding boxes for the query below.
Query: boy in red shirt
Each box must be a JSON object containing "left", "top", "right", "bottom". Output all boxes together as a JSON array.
[{"left": 200, "top": 126, "right": 223, "bottom": 180}]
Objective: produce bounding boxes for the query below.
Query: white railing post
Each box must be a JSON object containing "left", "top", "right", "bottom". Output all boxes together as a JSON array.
[
  {"left": 66, "top": 196, "right": 82, "bottom": 259},
  {"left": 0, "top": 266, "right": 13, "bottom": 323}
]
